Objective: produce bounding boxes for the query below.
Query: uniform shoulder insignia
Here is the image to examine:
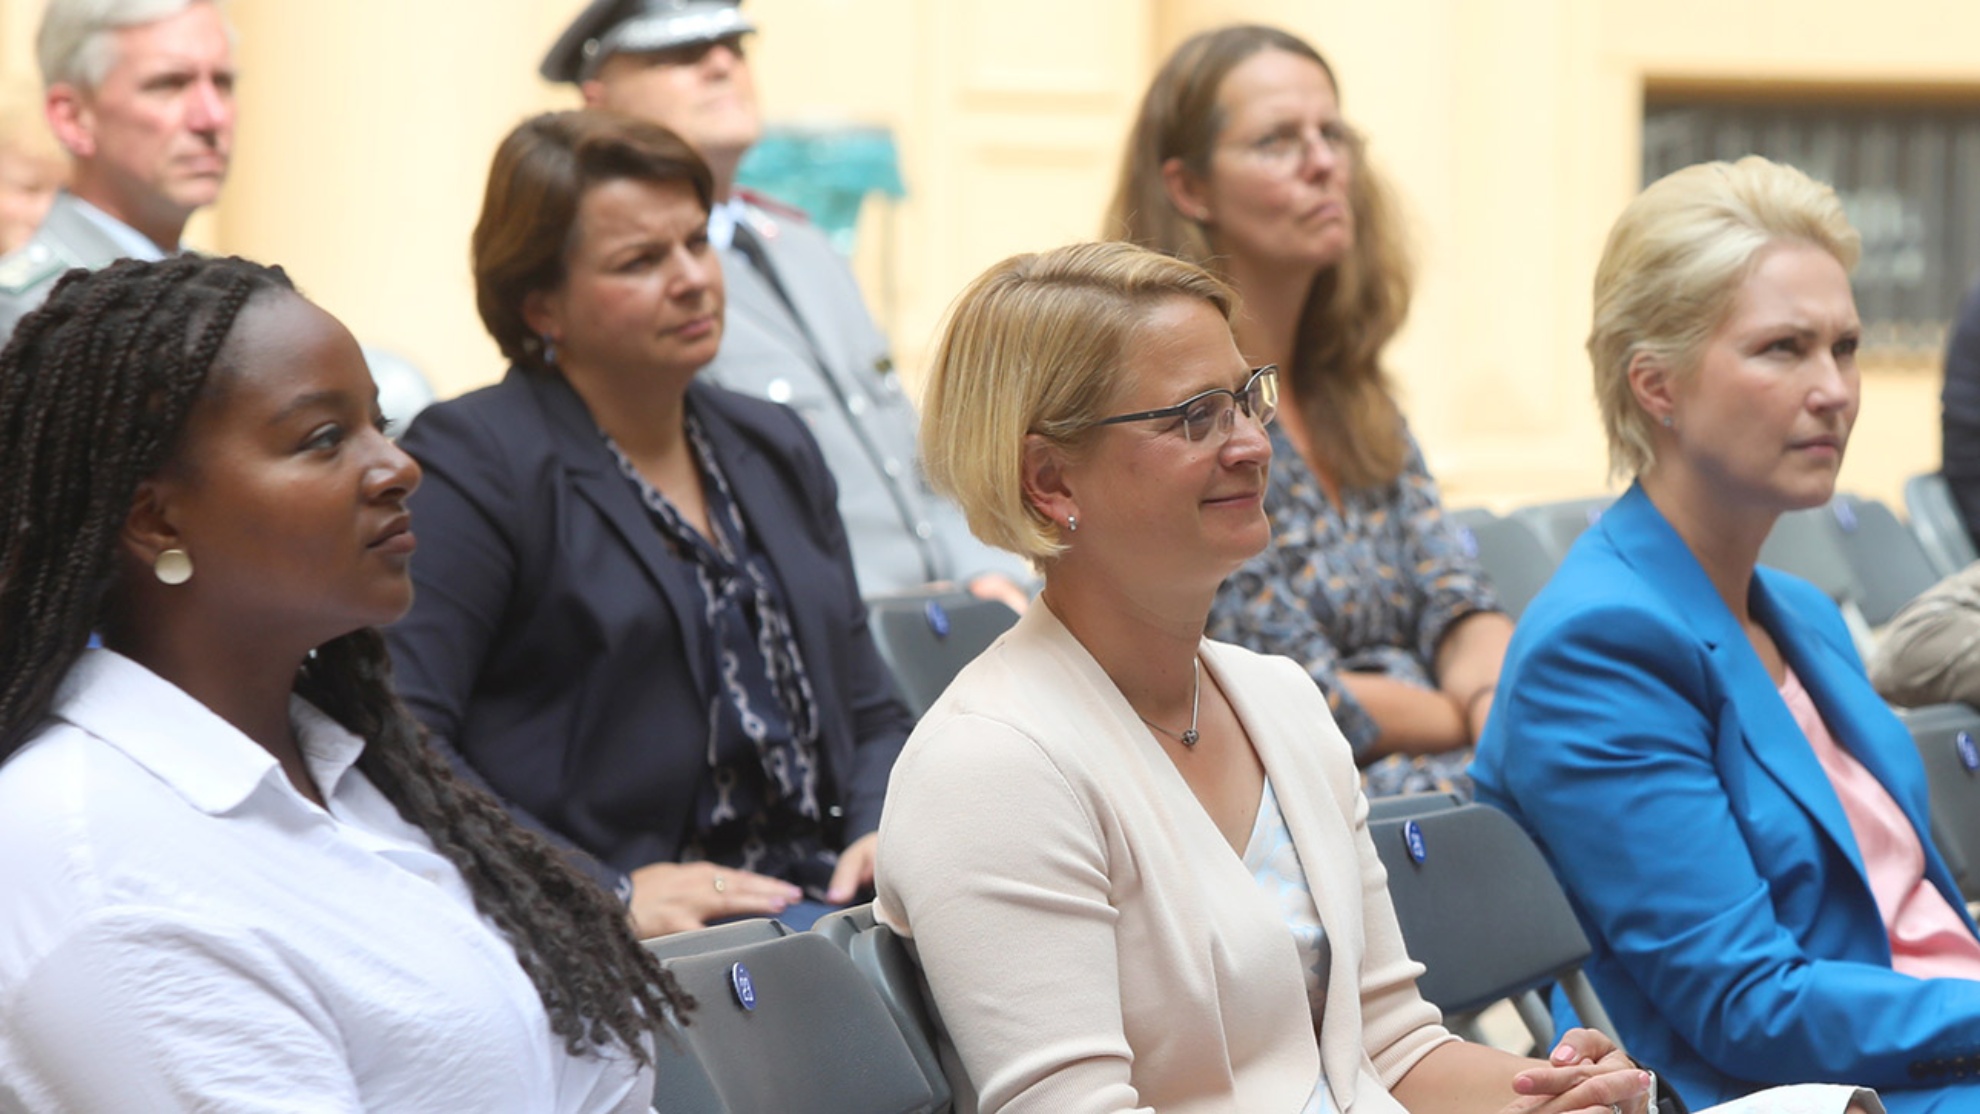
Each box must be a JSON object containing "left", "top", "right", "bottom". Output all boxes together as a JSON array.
[
  {"left": 0, "top": 242, "right": 65, "bottom": 296},
  {"left": 736, "top": 188, "right": 811, "bottom": 225}
]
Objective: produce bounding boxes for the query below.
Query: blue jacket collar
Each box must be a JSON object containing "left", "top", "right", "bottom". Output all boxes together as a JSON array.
[
  {"left": 1591, "top": 483, "right": 1742, "bottom": 650},
  {"left": 1594, "top": 482, "right": 1940, "bottom": 894}
]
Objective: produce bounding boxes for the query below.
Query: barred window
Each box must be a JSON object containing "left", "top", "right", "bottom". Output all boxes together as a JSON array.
[{"left": 1644, "top": 91, "right": 1980, "bottom": 363}]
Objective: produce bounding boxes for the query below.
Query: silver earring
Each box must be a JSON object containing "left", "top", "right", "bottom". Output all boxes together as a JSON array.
[
  {"left": 541, "top": 335, "right": 558, "bottom": 368},
  {"left": 1661, "top": 414, "right": 1674, "bottom": 428},
  {"left": 154, "top": 548, "right": 193, "bottom": 586},
  {"left": 1067, "top": 515, "right": 1078, "bottom": 533}
]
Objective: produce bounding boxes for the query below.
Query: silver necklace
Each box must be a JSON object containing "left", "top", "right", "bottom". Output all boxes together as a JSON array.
[{"left": 1138, "top": 658, "right": 1201, "bottom": 748}]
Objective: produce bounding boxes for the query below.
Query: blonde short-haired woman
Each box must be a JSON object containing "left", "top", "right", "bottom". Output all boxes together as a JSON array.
[
  {"left": 1473, "top": 156, "right": 1962, "bottom": 1112},
  {"left": 878, "top": 240, "right": 1656, "bottom": 1114}
]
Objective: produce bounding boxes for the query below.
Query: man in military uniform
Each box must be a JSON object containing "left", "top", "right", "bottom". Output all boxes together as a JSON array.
[
  {"left": 542, "top": 0, "right": 1030, "bottom": 607},
  {"left": 0, "top": 0, "right": 233, "bottom": 336}
]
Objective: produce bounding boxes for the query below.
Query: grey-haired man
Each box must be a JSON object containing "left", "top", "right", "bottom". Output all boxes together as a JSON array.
[
  {"left": 543, "top": 0, "right": 1030, "bottom": 607},
  {"left": 0, "top": 0, "right": 234, "bottom": 335}
]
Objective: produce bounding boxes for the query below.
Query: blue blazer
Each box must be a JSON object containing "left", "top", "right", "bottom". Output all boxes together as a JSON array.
[
  {"left": 1471, "top": 483, "right": 1980, "bottom": 1111},
  {"left": 384, "top": 369, "right": 913, "bottom": 889}
]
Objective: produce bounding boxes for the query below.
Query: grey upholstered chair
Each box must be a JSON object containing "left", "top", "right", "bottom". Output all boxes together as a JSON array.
[
  {"left": 647, "top": 930, "right": 939, "bottom": 1113},
  {"left": 1371, "top": 803, "right": 1620, "bottom": 1052}
]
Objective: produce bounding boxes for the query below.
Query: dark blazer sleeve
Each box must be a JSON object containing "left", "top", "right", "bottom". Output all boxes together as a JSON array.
[
  {"left": 389, "top": 375, "right": 911, "bottom": 894},
  {"left": 383, "top": 387, "right": 623, "bottom": 888},
  {"left": 706, "top": 386, "right": 913, "bottom": 844},
  {"left": 1479, "top": 585, "right": 1980, "bottom": 1095}
]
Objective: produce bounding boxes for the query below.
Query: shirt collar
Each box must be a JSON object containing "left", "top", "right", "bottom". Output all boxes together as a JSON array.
[
  {"left": 66, "top": 195, "right": 173, "bottom": 260},
  {"left": 293, "top": 698, "right": 371, "bottom": 802},
  {"left": 49, "top": 649, "right": 367, "bottom": 816},
  {"left": 707, "top": 196, "right": 747, "bottom": 251}
]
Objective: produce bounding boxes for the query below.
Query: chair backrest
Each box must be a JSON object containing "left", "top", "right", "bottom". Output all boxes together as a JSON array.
[
  {"left": 1453, "top": 512, "right": 1558, "bottom": 620},
  {"left": 1371, "top": 803, "right": 1619, "bottom": 1050},
  {"left": 865, "top": 592, "right": 1020, "bottom": 718},
  {"left": 1899, "top": 702, "right": 1980, "bottom": 903},
  {"left": 1758, "top": 503, "right": 1876, "bottom": 655},
  {"left": 1366, "top": 790, "right": 1467, "bottom": 825},
  {"left": 809, "top": 903, "right": 953, "bottom": 1111},
  {"left": 649, "top": 930, "right": 940, "bottom": 1114},
  {"left": 1759, "top": 504, "right": 1855, "bottom": 600},
  {"left": 1511, "top": 496, "right": 1614, "bottom": 563},
  {"left": 640, "top": 916, "right": 791, "bottom": 964},
  {"left": 813, "top": 902, "right": 878, "bottom": 952},
  {"left": 1904, "top": 472, "right": 1979, "bottom": 579},
  {"left": 1829, "top": 494, "right": 1942, "bottom": 628}
]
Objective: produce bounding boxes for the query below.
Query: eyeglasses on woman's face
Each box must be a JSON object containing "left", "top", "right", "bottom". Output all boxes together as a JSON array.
[
  {"left": 1093, "top": 365, "right": 1279, "bottom": 444},
  {"left": 1227, "top": 120, "right": 1358, "bottom": 178}
]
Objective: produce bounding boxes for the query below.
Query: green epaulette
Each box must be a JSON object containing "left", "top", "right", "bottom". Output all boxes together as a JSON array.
[{"left": 0, "top": 242, "right": 66, "bottom": 296}]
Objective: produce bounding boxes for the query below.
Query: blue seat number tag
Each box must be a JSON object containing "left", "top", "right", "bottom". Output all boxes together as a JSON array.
[
  {"left": 730, "top": 962, "right": 757, "bottom": 1010},
  {"left": 923, "top": 599, "right": 951, "bottom": 639},
  {"left": 1402, "top": 819, "right": 1428, "bottom": 864}
]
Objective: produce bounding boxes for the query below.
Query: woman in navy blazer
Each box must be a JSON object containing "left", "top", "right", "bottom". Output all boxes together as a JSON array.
[
  {"left": 1473, "top": 157, "right": 1976, "bottom": 1112},
  {"left": 386, "top": 111, "right": 912, "bottom": 938}
]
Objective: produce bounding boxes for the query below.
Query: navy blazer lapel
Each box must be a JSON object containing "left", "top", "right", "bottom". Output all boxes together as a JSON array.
[
  {"left": 1598, "top": 485, "right": 1867, "bottom": 879},
  {"left": 522, "top": 371, "right": 710, "bottom": 695},
  {"left": 693, "top": 387, "right": 837, "bottom": 697}
]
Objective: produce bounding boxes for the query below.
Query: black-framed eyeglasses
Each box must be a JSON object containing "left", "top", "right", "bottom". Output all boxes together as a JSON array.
[{"left": 1093, "top": 365, "right": 1279, "bottom": 444}]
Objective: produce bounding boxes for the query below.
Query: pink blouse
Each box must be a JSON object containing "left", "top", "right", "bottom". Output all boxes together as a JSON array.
[{"left": 1780, "top": 665, "right": 1980, "bottom": 980}]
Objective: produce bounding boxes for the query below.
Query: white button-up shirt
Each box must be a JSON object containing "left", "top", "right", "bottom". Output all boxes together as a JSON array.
[{"left": 0, "top": 650, "right": 652, "bottom": 1111}]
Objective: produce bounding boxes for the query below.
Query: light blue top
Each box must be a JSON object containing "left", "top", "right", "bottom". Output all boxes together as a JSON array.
[{"left": 1245, "top": 778, "right": 1337, "bottom": 1114}]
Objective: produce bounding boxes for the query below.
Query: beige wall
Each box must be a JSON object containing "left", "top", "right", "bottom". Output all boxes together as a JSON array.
[
  {"left": 217, "top": 1, "right": 574, "bottom": 394},
  {"left": 1, "top": 0, "right": 1973, "bottom": 512}
]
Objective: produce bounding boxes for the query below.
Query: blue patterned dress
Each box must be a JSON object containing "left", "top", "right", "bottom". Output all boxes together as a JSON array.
[{"left": 1208, "top": 424, "right": 1500, "bottom": 797}]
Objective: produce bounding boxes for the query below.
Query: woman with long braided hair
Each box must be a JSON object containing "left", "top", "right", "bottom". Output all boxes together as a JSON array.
[{"left": 0, "top": 254, "right": 689, "bottom": 1111}]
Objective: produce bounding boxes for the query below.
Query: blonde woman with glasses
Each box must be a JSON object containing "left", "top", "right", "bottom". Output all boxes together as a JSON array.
[
  {"left": 1108, "top": 25, "right": 1511, "bottom": 799},
  {"left": 874, "top": 240, "right": 1656, "bottom": 1114}
]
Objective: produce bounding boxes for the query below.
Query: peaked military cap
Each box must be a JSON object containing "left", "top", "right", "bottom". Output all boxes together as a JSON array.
[{"left": 540, "top": 0, "right": 756, "bottom": 84}]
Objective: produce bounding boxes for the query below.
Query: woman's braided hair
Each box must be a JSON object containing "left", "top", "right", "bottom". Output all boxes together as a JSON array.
[{"left": 0, "top": 254, "right": 692, "bottom": 1064}]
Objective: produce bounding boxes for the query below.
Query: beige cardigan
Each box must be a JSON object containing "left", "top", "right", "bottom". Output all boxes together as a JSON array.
[{"left": 875, "top": 603, "right": 1454, "bottom": 1113}]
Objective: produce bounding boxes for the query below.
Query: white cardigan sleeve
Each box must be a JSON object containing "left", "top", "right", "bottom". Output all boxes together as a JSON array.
[{"left": 876, "top": 712, "right": 1152, "bottom": 1114}]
